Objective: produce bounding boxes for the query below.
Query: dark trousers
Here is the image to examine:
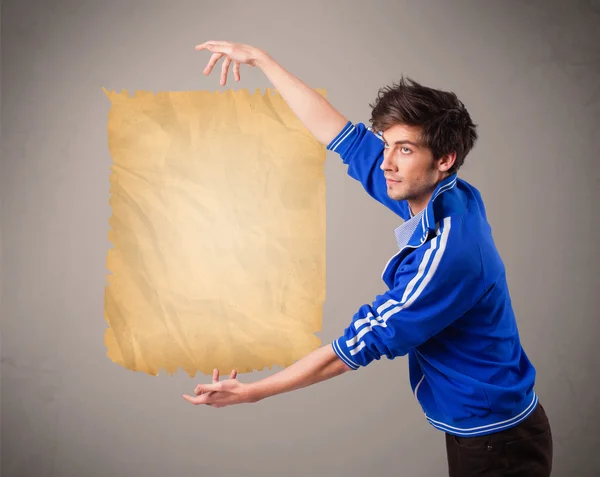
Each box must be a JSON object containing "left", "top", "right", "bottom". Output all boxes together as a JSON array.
[{"left": 445, "top": 401, "right": 553, "bottom": 476}]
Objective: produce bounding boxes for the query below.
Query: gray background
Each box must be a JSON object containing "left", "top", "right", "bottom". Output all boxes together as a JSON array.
[{"left": 2, "top": 0, "right": 599, "bottom": 475}]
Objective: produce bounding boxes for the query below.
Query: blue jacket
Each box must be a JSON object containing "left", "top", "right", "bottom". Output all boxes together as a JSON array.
[{"left": 328, "top": 121, "right": 538, "bottom": 437}]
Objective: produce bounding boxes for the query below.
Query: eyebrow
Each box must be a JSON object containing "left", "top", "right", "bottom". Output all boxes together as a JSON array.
[{"left": 380, "top": 134, "right": 420, "bottom": 147}]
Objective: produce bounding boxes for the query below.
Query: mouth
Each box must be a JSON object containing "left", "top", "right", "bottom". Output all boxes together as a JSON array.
[{"left": 385, "top": 177, "right": 401, "bottom": 184}]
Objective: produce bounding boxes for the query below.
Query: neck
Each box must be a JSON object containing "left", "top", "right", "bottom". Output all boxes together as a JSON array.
[
  {"left": 407, "top": 186, "right": 436, "bottom": 216},
  {"left": 409, "top": 172, "right": 454, "bottom": 216},
  {"left": 407, "top": 196, "right": 431, "bottom": 217}
]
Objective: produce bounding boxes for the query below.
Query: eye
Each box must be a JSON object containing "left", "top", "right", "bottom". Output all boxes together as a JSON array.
[{"left": 401, "top": 146, "right": 412, "bottom": 154}]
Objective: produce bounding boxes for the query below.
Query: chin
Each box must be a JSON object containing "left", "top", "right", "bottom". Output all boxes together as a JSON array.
[{"left": 388, "top": 192, "right": 406, "bottom": 201}]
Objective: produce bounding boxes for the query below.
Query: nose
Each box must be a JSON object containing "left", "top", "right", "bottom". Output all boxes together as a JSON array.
[{"left": 380, "top": 149, "right": 396, "bottom": 172}]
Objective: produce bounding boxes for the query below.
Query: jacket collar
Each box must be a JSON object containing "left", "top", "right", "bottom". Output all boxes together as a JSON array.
[
  {"left": 423, "top": 173, "right": 458, "bottom": 233},
  {"left": 396, "top": 173, "right": 458, "bottom": 249}
]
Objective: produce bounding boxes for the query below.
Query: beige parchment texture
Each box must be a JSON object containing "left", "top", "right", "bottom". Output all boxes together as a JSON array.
[{"left": 103, "top": 87, "right": 326, "bottom": 377}]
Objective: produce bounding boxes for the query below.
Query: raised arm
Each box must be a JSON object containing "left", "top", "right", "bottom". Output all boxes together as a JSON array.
[
  {"left": 195, "top": 40, "right": 348, "bottom": 145},
  {"left": 194, "top": 40, "right": 410, "bottom": 220}
]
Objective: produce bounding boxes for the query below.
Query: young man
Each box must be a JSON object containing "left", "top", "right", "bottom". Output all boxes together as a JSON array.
[{"left": 183, "top": 41, "right": 553, "bottom": 476}]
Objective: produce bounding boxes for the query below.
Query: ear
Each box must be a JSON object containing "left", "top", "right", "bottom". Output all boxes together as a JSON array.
[{"left": 437, "top": 151, "right": 457, "bottom": 172}]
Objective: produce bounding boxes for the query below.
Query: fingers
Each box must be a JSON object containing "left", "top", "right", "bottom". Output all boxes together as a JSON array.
[
  {"left": 197, "top": 41, "right": 241, "bottom": 84},
  {"left": 205, "top": 368, "right": 219, "bottom": 396},
  {"left": 220, "top": 56, "right": 232, "bottom": 86},
  {"left": 204, "top": 52, "right": 224, "bottom": 76},
  {"left": 196, "top": 41, "right": 233, "bottom": 58},
  {"left": 184, "top": 381, "right": 226, "bottom": 406},
  {"left": 193, "top": 368, "right": 219, "bottom": 395},
  {"left": 183, "top": 391, "right": 231, "bottom": 407},
  {"left": 196, "top": 382, "right": 222, "bottom": 394},
  {"left": 233, "top": 61, "right": 241, "bottom": 82},
  {"left": 182, "top": 393, "right": 208, "bottom": 405},
  {"left": 193, "top": 368, "right": 237, "bottom": 395},
  {"left": 183, "top": 392, "right": 222, "bottom": 406},
  {"left": 195, "top": 40, "right": 230, "bottom": 50},
  {"left": 192, "top": 369, "right": 237, "bottom": 401}
]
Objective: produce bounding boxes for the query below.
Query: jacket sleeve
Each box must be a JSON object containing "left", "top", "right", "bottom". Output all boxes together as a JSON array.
[
  {"left": 327, "top": 121, "right": 411, "bottom": 221},
  {"left": 330, "top": 216, "right": 485, "bottom": 370}
]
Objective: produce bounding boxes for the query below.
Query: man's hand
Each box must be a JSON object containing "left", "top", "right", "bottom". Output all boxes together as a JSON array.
[
  {"left": 194, "top": 39, "right": 348, "bottom": 145},
  {"left": 195, "top": 41, "right": 267, "bottom": 86},
  {"left": 182, "top": 345, "right": 352, "bottom": 409},
  {"left": 182, "top": 368, "right": 254, "bottom": 408}
]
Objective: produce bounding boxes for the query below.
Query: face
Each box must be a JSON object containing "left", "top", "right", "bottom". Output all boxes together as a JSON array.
[{"left": 380, "top": 123, "right": 454, "bottom": 214}]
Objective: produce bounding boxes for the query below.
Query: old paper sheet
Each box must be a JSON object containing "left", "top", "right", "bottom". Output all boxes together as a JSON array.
[{"left": 103, "top": 87, "right": 326, "bottom": 377}]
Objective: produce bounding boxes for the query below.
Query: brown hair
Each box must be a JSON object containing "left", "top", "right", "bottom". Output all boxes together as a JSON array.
[{"left": 369, "top": 76, "right": 478, "bottom": 173}]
